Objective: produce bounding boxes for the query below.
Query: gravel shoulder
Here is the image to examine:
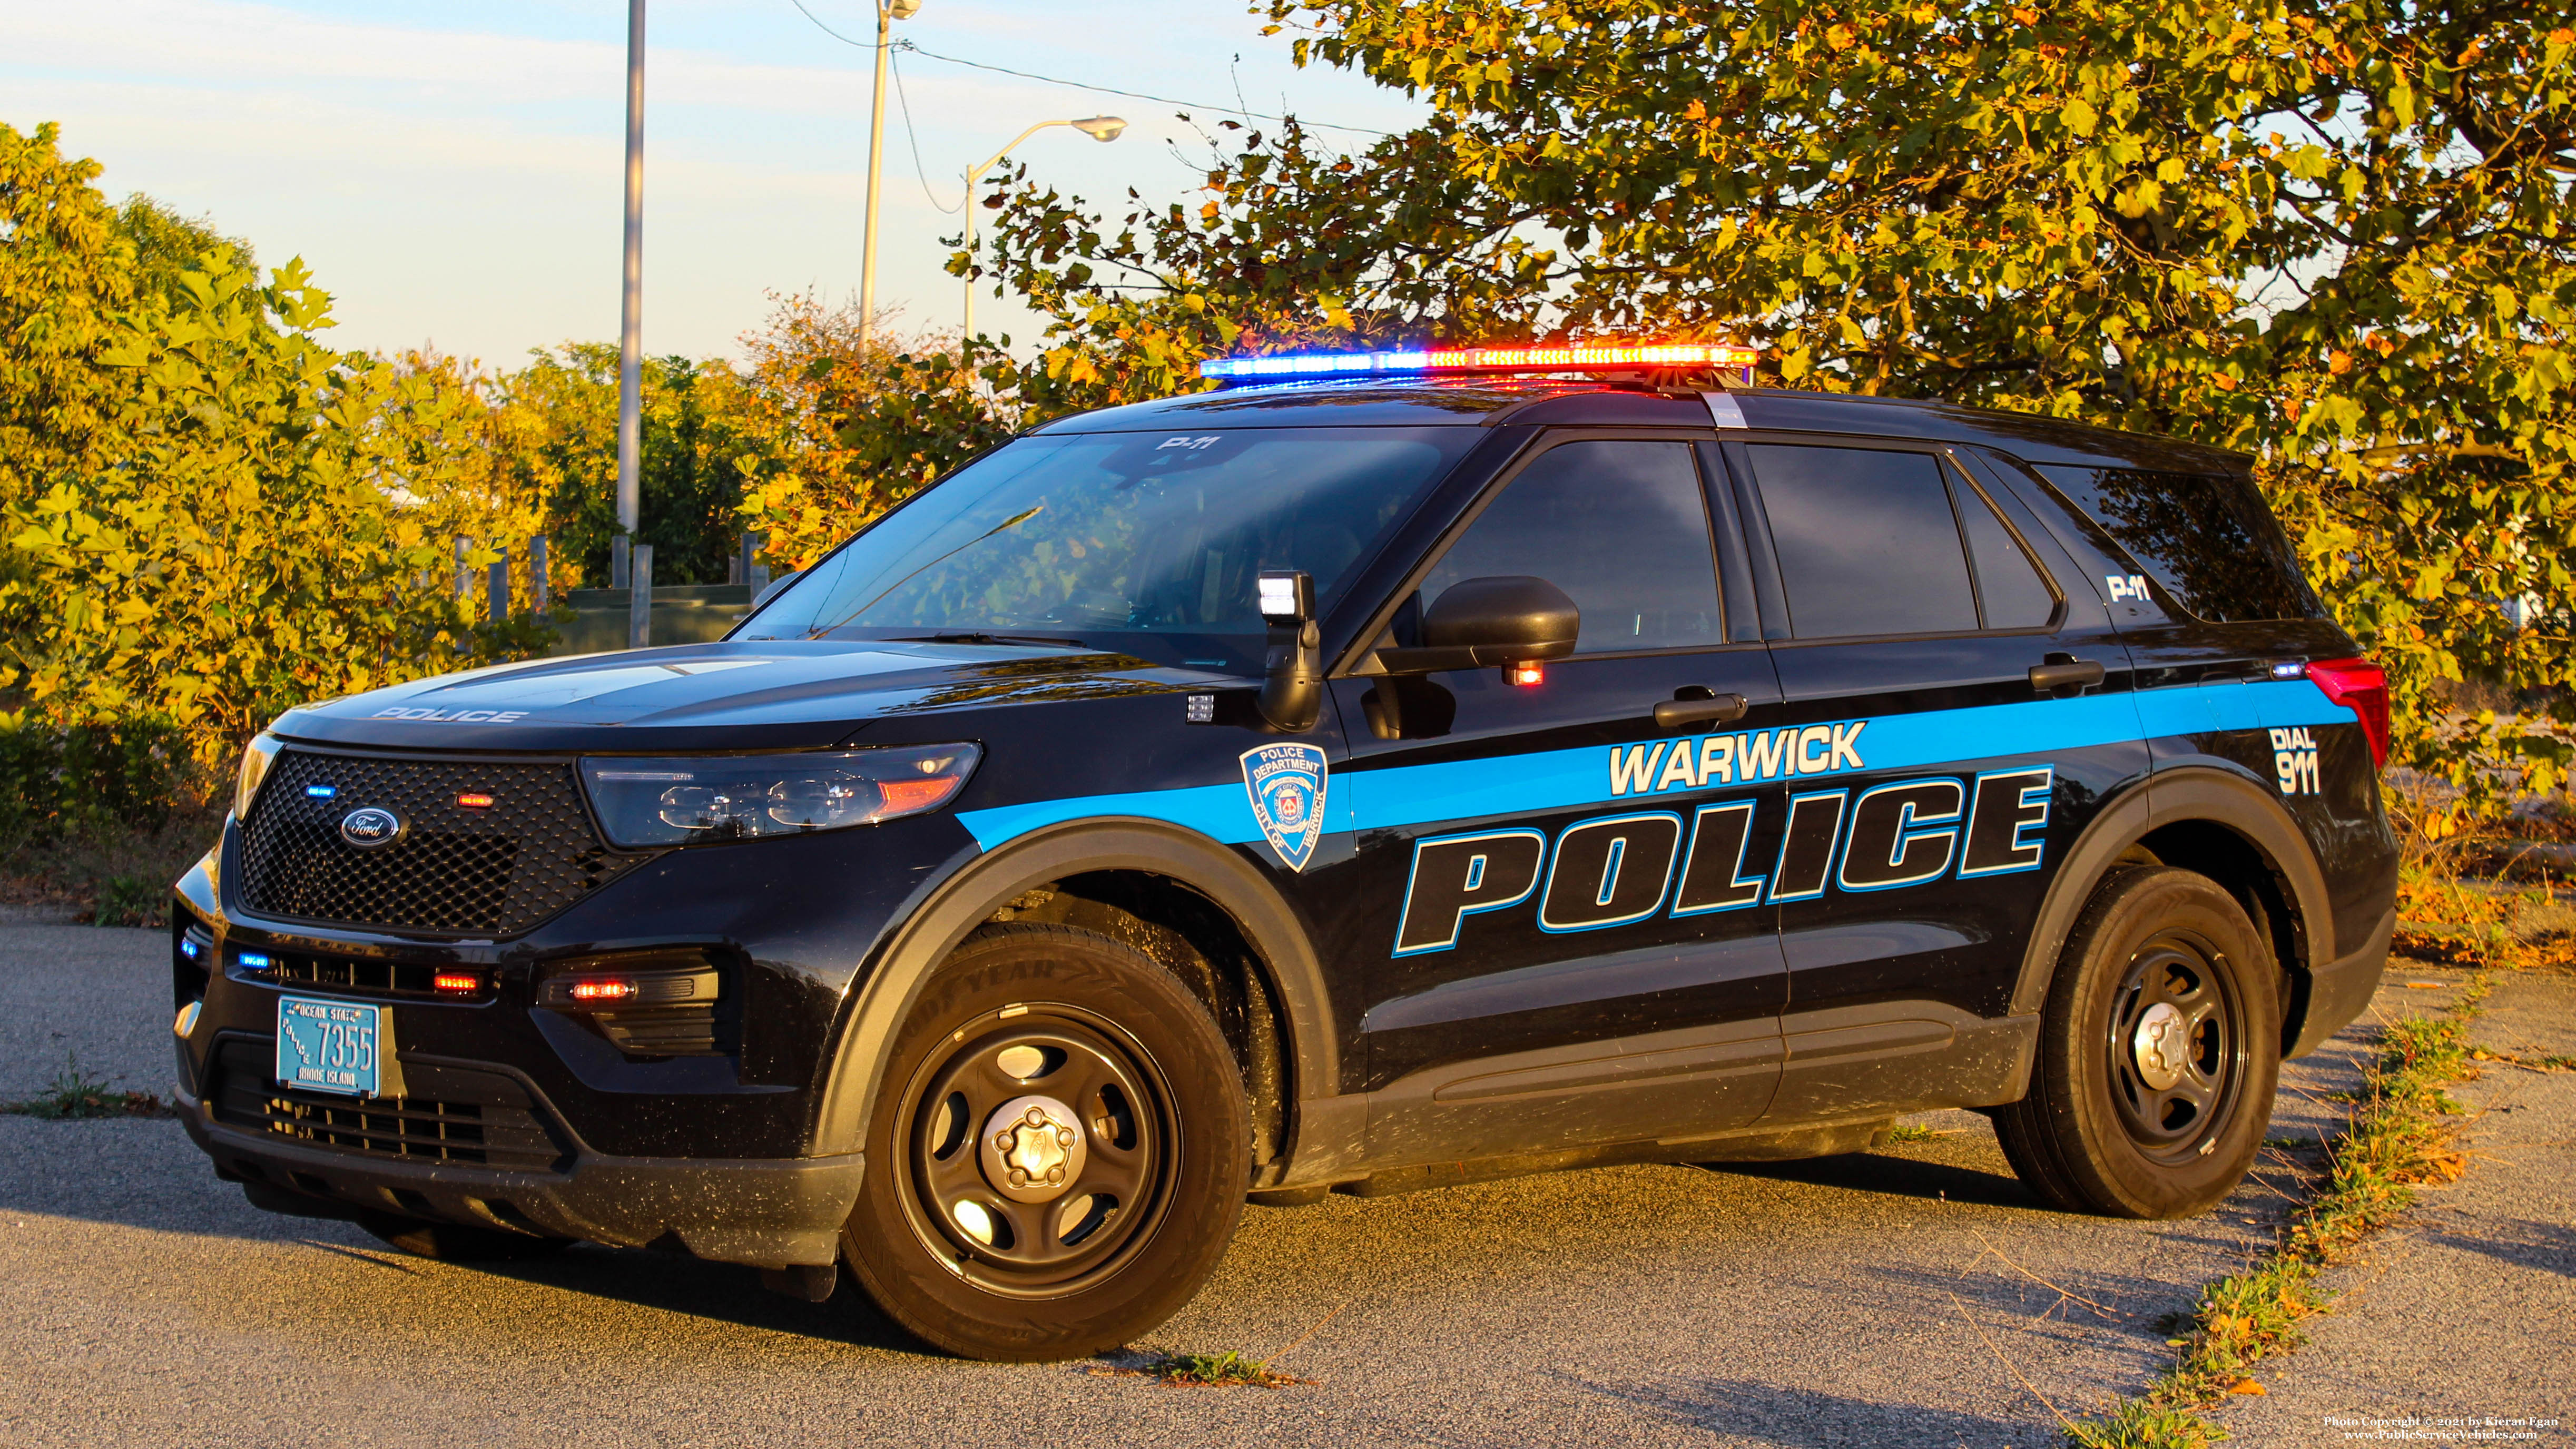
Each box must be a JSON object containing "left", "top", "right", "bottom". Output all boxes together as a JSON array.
[
  {"left": 2210, "top": 969, "right": 2576, "bottom": 1446},
  {"left": 0, "top": 928, "right": 2548, "bottom": 1448}
]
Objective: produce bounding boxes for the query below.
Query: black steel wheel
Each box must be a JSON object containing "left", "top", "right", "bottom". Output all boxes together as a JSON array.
[
  {"left": 841, "top": 923, "right": 1248, "bottom": 1361},
  {"left": 1995, "top": 866, "right": 2282, "bottom": 1218}
]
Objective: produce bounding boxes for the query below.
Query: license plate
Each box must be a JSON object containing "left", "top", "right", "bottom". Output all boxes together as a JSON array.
[{"left": 276, "top": 994, "right": 385, "bottom": 1098}]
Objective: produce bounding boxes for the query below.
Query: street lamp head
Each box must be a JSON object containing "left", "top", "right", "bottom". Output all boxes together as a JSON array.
[
  {"left": 1072, "top": 116, "right": 1128, "bottom": 142},
  {"left": 886, "top": 0, "right": 922, "bottom": 18}
]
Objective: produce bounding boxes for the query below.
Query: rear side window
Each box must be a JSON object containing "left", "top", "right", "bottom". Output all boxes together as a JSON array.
[
  {"left": 1959, "top": 478, "right": 2059, "bottom": 629},
  {"left": 1747, "top": 445, "right": 1978, "bottom": 637},
  {"left": 1422, "top": 440, "right": 1723, "bottom": 653},
  {"left": 2031, "top": 466, "right": 2322, "bottom": 623}
]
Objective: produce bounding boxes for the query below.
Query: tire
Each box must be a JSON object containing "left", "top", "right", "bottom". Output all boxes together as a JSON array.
[
  {"left": 840, "top": 923, "right": 1250, "bottom": 1362},
  {"left": 1995, "top": 866, "right": 2282, "bottom": 1219},
  {"left": 356, "top": 1211, "right": 577, "bottom": 1261}
]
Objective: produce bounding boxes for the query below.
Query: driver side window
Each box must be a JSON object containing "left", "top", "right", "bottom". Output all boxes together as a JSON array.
[{"left": 1419, "top": 440, "right": 1724, "bottom": 654}]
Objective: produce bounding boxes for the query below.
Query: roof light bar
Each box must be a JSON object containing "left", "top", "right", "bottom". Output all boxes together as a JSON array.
[{"left": 1199, "top": 341, "right": 1759, "bottom": 382}]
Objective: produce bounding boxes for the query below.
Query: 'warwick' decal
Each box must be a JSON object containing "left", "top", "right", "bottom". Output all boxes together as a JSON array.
[{"left": 1608, "top": 721, "right": 1867, "bottom": 796}]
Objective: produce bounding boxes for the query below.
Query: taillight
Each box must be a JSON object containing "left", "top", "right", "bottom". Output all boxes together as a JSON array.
[{"left": 2307, "top": 657, "right": 2390, "bottom": 770}]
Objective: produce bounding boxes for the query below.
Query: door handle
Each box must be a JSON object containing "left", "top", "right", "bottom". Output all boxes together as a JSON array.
[
  {"left": 2029, "top": 657, "right": 2106, "bottom": 693},
  {"left": 1654, "top": 691, "right": 1750, "bottom": 729}
]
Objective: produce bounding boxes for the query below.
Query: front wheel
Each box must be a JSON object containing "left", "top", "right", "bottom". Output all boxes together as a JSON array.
[
  {"left": 840, "top": 923, "right": 1249, "bottom": 1361},
  {"left": 1995, "top": 866, "right": 2281, "bottom": 1218}
]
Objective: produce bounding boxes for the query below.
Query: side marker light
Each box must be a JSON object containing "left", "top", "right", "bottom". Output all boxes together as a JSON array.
[{"left": 1506, "top": 661, "right": 1546, "bottom": 687}]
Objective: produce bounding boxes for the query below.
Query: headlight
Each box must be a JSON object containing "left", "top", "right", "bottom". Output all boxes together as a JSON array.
[
  {"left": 579, "top": 744, "right": 981, "bottom": 848},
  {"left": 234, "top": 734, "right": 284, "bottom": 820}
]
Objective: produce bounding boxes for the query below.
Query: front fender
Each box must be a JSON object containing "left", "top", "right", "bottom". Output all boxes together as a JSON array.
[{"left": 807, "top": 818, "right": 1339, "bottom": 1162}]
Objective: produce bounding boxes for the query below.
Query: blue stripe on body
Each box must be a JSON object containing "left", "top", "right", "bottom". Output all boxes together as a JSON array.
[{"left": 953, "top": 679, "right": 2357, "bottom": 852}]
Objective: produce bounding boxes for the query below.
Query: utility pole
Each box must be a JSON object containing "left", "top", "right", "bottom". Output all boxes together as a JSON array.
[
  {"left": 856, "top": 0, "right": 921, "bottom": 352},
  {"left": 614, "top": 0, "right": 646, "bottom": 585}
]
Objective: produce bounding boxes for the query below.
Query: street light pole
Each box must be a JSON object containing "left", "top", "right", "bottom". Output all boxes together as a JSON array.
[
  {"left": 614, "top": 0, "right": 645, "bottom": 582},
  {"left": 961, "top": 116, "right": 1124, "bottom": 342},
  {"left": 856, "top": 0, "right": 921, "bottom": 353}
]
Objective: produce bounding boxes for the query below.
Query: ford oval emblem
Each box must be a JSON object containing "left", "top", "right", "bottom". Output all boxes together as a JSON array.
[{"left": 339, "top": 806, "right": 405, "bottom": 849}]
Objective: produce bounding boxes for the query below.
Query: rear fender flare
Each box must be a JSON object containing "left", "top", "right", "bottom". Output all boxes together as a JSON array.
[
  {"left": 809, "top": 819, "right": 1335, "bottom": 1159},
  {"left": 2010, "top": 764, "right": 2334, "bottom": 1018}
]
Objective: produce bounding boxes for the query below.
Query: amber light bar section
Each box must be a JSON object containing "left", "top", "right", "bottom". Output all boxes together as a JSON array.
[{"left": 1199, "top": 341, "right": 1760, "bottom": 380}]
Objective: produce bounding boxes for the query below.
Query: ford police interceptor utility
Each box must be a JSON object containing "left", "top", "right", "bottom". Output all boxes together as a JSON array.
[{"left": 171, "top": 342, "right": 2398, "bottom": 1361}]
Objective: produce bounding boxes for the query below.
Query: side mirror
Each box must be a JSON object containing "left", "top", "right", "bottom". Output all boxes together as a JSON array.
[
  {"left": 1375, "top": 576, "right": 1580, "bottom": 675},
  {"left": 1254, "top": 568, "right": 1323, "bottom": 733}
]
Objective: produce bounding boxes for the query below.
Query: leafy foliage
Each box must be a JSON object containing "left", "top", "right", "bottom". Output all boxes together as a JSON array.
[
  {"left": 963, "top": 1, "right": 2576, "bottom": 812},
  {"left": 730, "top": 292, "right": 1019, "bottom": 571}
]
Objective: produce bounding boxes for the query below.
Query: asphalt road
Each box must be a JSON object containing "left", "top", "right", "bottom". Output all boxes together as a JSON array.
[{"left": 0, "top": 925, "right": 2563, "bottom": 1448}]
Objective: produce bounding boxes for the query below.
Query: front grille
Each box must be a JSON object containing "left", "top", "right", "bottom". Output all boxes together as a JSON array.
[
  {"left": 211, "top": 1042, "right": 566, "bottom": 1171},
  {"left": 239, "top": 950, "right": 493, "bottom": 1002},
  {"left": 237, "top": 749, "right": 645, "bottom": 935}
]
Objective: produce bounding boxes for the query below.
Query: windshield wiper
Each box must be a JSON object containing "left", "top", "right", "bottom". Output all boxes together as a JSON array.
[{"left": 886, "top": 632, "right": 1088, "bottom": 649}]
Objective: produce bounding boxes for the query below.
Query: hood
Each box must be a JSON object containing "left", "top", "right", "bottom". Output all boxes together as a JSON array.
[{"left": 272, "top": 639, "right": 1226, "bottom": 753}]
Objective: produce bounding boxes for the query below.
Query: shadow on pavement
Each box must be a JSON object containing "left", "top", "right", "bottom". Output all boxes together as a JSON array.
[
  {"left": 1702, "top": 1150, "right": 2046, "bottom": 1210},
  {"left": 1565, "top": 1371, "right": 2045, "bottom": 1446},
  {"left": 475, "top": 1244, "right": 935, "bottom": 1355},
  {"left": 2423, "top": 1214, "right": 2576, "bottom": 1278}
]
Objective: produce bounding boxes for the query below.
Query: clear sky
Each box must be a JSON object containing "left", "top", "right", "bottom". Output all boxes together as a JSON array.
[{"left": 2, "top": 0, "right": 1422, "bottom": 368}]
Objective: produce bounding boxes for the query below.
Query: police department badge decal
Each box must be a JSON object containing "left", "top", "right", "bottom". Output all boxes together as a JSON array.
[{"left": 1240, "top": 743, "right": 1328, "bottom": 872}]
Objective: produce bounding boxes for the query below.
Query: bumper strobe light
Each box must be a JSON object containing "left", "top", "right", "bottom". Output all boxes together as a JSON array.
[
  {"left": 238, "top": 952, "right": 273, "bottom": 972},
  {"left": 432, "top": 971, "right": 483, "bottom": 995},
  {"left": 568, "top": 978, "right": 639, "bottom": 1004}
]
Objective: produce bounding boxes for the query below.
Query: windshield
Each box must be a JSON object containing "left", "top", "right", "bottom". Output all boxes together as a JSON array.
[{"left": 734, "top": 426, "right": 1474, "bottom": 667}]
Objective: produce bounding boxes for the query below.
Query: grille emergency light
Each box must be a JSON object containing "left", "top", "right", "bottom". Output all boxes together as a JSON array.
[{"left": 1199, "top": 341, "right": 1759, "bottom": 384}]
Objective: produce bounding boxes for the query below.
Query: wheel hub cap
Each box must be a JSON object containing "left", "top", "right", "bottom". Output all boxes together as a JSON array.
[
  {"left": 981, "top": 1095, "right": 1086, "bottom": 1204},
  {"left": 2131, "top": 1001, "right": 2190, "bottom": 1091}
]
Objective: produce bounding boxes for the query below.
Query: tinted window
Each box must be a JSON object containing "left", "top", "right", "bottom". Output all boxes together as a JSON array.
[
  {"left": 1749, "top": 445, "right": 1977, "bottom": 638},
  {"left": 1959, "top": 476, "right": 2058, "bottom": 629},
  {"left": 2032, "top": 466, "right": 2322, "bottom": 623},
  {"left": 738, "top": 427, "right": 1473, "bottom": 645},
  {"left": 1422, "top": 440, "right": 1722, "bottom": 654}
]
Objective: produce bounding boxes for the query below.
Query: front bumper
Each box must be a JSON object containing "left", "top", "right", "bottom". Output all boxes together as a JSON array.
[{"left": 180, "top": 1086, "right": 863, "bottom": 1268}]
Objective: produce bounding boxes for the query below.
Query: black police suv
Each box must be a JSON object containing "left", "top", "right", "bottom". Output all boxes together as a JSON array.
[{"left": 172, "top": 351, "right": 2397, "bottom": 1362}]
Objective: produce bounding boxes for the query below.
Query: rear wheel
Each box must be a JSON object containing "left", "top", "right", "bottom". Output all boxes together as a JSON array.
[
  {"left": 1995, "top": 866, "right": 2280, "bottom": 1218},
  {"left": 840, "top": 923, "right": 1249, "bottom": 1361}
]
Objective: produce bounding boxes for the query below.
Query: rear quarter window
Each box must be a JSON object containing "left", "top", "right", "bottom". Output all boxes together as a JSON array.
[{"left": 2030, "top": 465, "right": 2325, "bottom": 623}]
